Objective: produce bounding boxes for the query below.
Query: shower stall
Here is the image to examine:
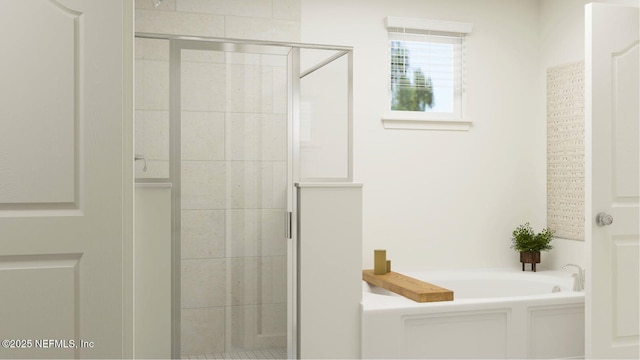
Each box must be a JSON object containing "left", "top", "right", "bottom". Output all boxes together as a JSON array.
[{"left": 134, "top": 34, "right": 352, "bottom": 358}]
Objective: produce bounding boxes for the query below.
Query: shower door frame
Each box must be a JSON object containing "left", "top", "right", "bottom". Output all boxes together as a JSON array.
[{"left": 134, "top": 33, "right": 353, "bottom": 359}]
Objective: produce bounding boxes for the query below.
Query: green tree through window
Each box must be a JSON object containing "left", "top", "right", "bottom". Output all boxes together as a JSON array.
[{"left": 390, "top": 41, "right": 434, "bottom": 111}]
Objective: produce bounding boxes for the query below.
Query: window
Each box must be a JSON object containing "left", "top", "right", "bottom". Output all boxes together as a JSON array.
[{"left": 383, "top": 17, "right": 472, "bottom": 130}]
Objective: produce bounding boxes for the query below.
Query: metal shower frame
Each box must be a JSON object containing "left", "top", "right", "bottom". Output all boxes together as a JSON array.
[{"left": 134, "top": 32, "right": 353, "bottom": 359}]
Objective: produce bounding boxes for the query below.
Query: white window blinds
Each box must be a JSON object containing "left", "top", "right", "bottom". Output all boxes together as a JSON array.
[{"left": 385, "top": 17, "right": 472, "bottom": 117}]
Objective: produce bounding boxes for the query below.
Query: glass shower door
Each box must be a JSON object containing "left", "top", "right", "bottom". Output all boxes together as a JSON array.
[
  {"left": 135, "top": 33, "right": 353, "bottom": 359},
  {"left": 176, "top": 41, "right": 290, "bottom": 359}
]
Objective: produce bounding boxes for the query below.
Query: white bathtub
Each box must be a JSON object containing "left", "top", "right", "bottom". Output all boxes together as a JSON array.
[{"left": 362, "top": 268, "right": 585, "bottom": 359}]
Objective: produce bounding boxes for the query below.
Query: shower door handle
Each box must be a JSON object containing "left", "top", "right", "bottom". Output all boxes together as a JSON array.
[
  {"left": 284, "top": 211, "right": 292, "bottom": 239},
  {"left": 135, "top": 153, "right": 147, "bottom": 172}
]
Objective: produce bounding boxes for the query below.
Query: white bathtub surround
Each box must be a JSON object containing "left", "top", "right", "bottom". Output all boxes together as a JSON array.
[{"left": 362, "top": 268, "right": 585, "bottom": 359}]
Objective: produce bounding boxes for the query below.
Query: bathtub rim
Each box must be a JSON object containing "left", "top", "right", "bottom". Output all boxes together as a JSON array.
[{"left": 362, "top": 267, "right": 585, "bottom": 311}]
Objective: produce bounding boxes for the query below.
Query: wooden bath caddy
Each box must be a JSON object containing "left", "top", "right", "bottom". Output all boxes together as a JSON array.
[{"left": 363, "top": 270, "right": 454, "bottom": 303}]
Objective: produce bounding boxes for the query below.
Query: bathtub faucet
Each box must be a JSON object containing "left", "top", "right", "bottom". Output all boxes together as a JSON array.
[{"left": 561, "top": 264, "right": 584, "bottom": 291}]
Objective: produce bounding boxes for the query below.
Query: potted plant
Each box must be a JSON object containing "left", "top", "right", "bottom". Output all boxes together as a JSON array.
[{"left": 511, "top": 223, "right": 555, "bottom": 272}]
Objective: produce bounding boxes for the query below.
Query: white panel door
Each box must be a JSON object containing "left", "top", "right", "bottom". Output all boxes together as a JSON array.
[
  {"left": 0, "top": 0, "right": 133, "bottom": 358},
  {"left": 586, "top": 3, "right": 639, "bottom": 359}
]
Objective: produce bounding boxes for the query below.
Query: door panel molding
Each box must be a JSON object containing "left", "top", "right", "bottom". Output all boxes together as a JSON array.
[
  {"left": 612, "top": 237, "right": 640, "bottom": 342},
  {"left": 0, "top": 253, "right": 81, "bottom": 358},
  {"left": 0, "top": 0, "right": 84, "bottom": 209},
  {"left": 611, "top": 41, "right": 639, "bottom": 201}
]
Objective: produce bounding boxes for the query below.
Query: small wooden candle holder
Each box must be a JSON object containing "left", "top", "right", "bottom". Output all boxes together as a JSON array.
[{"left": 374, "top": 250, "right": 387, "bottom": 275}]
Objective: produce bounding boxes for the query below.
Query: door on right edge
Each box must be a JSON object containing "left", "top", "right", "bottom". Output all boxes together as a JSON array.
[{"left": 586, "top": 3, "right": 639, "bottom": 359}]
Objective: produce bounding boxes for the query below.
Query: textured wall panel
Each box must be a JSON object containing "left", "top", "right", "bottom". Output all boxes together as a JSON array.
[{"left": 547, "top": 62, "right": 585, "bottom": 240}]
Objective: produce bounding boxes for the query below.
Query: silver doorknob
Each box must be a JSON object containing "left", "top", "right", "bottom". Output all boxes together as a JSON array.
[{"left": 596, "top": 212, "right": 613, "bottom": 226}]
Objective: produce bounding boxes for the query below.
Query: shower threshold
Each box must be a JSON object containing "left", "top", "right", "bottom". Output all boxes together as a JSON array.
[{"left": 183, "top": 348, "right": 287, "bottom": 360}]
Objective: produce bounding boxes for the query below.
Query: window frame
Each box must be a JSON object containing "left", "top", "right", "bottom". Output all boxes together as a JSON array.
[{"left": 382, "top": 17, "right": 473, "bottom": 131}]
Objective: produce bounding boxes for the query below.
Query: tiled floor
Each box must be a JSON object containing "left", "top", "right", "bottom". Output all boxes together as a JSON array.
[{"left": 185, "top": 348, "right": 287, "bottom": 360}]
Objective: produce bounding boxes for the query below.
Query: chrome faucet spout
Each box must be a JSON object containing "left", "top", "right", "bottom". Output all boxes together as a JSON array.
[{"left": 562, "top": 264, "right": 584, "bottom": 291}]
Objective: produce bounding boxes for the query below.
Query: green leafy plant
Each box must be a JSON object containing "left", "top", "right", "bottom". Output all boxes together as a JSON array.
[{"left": 511, "top": 223, "right": 555, "bottom": 252}]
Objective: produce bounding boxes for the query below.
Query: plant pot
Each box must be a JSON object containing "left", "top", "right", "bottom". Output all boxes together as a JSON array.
[{"left": 520, "top": 251, "right": 541, "bottom": 272}]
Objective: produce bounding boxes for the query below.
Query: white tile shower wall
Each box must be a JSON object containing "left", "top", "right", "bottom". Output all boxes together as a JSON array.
[
  {"left": 177, "top": 54, "right": 288, "bottom": 355},
  {"left": 177, "top": 0, "right": 273, "bottom": 18},
  {"left": 181, "top": 210, "right": 226, "bottom": 259},
  {"left": 228, "top": 114, "right": 288, "bottom": 161},
  {"left": 135, "top": 0, "right": 300, "bottom": 42},
  {"left": 181, "top": 161, "right": 227, "bottom": 210},
  {"left": 134, "top": 5, "right": 297, "bottom": 354},
  {"left": 181, "top": 63, "right": 227, "bottom": 111},
  {"left": 231, "top": 304, "right": 287, "bottom": 351},
  {"left": 181, "top": 111, "right": 225, "bottom": 161},
  {"left": 225, "top": 16, "right": 301, "bottom": 42},
  {"left": 181, "top": 307, "right": 226, "bottom": 356},
  {"left": 181, "top": 258, "right": 227, "bottom": 308},
  {"left": 229, "top": 210, "right": 287, "bottom": 258},
  {"left": 229, "top": 257, "right": 287, "bottom": 305},
  {"left": 135, "top": 110, "right": 170, "bottom": 177},
  {"left": 135, "top": 38, "right": 171, "bottom": 178}
]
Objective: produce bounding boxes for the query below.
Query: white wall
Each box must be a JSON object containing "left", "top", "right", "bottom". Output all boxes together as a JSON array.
[
  {"left": 302, "top": 0, "right": 546, "bottom": 271},
  {"left": 539, "top": 0, "right": 588, "bottom": 271}
]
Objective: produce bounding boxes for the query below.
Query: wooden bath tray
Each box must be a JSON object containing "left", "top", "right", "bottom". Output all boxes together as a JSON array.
[{"left": 363, "top": 270, "right": 454, "bottom": 303}]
